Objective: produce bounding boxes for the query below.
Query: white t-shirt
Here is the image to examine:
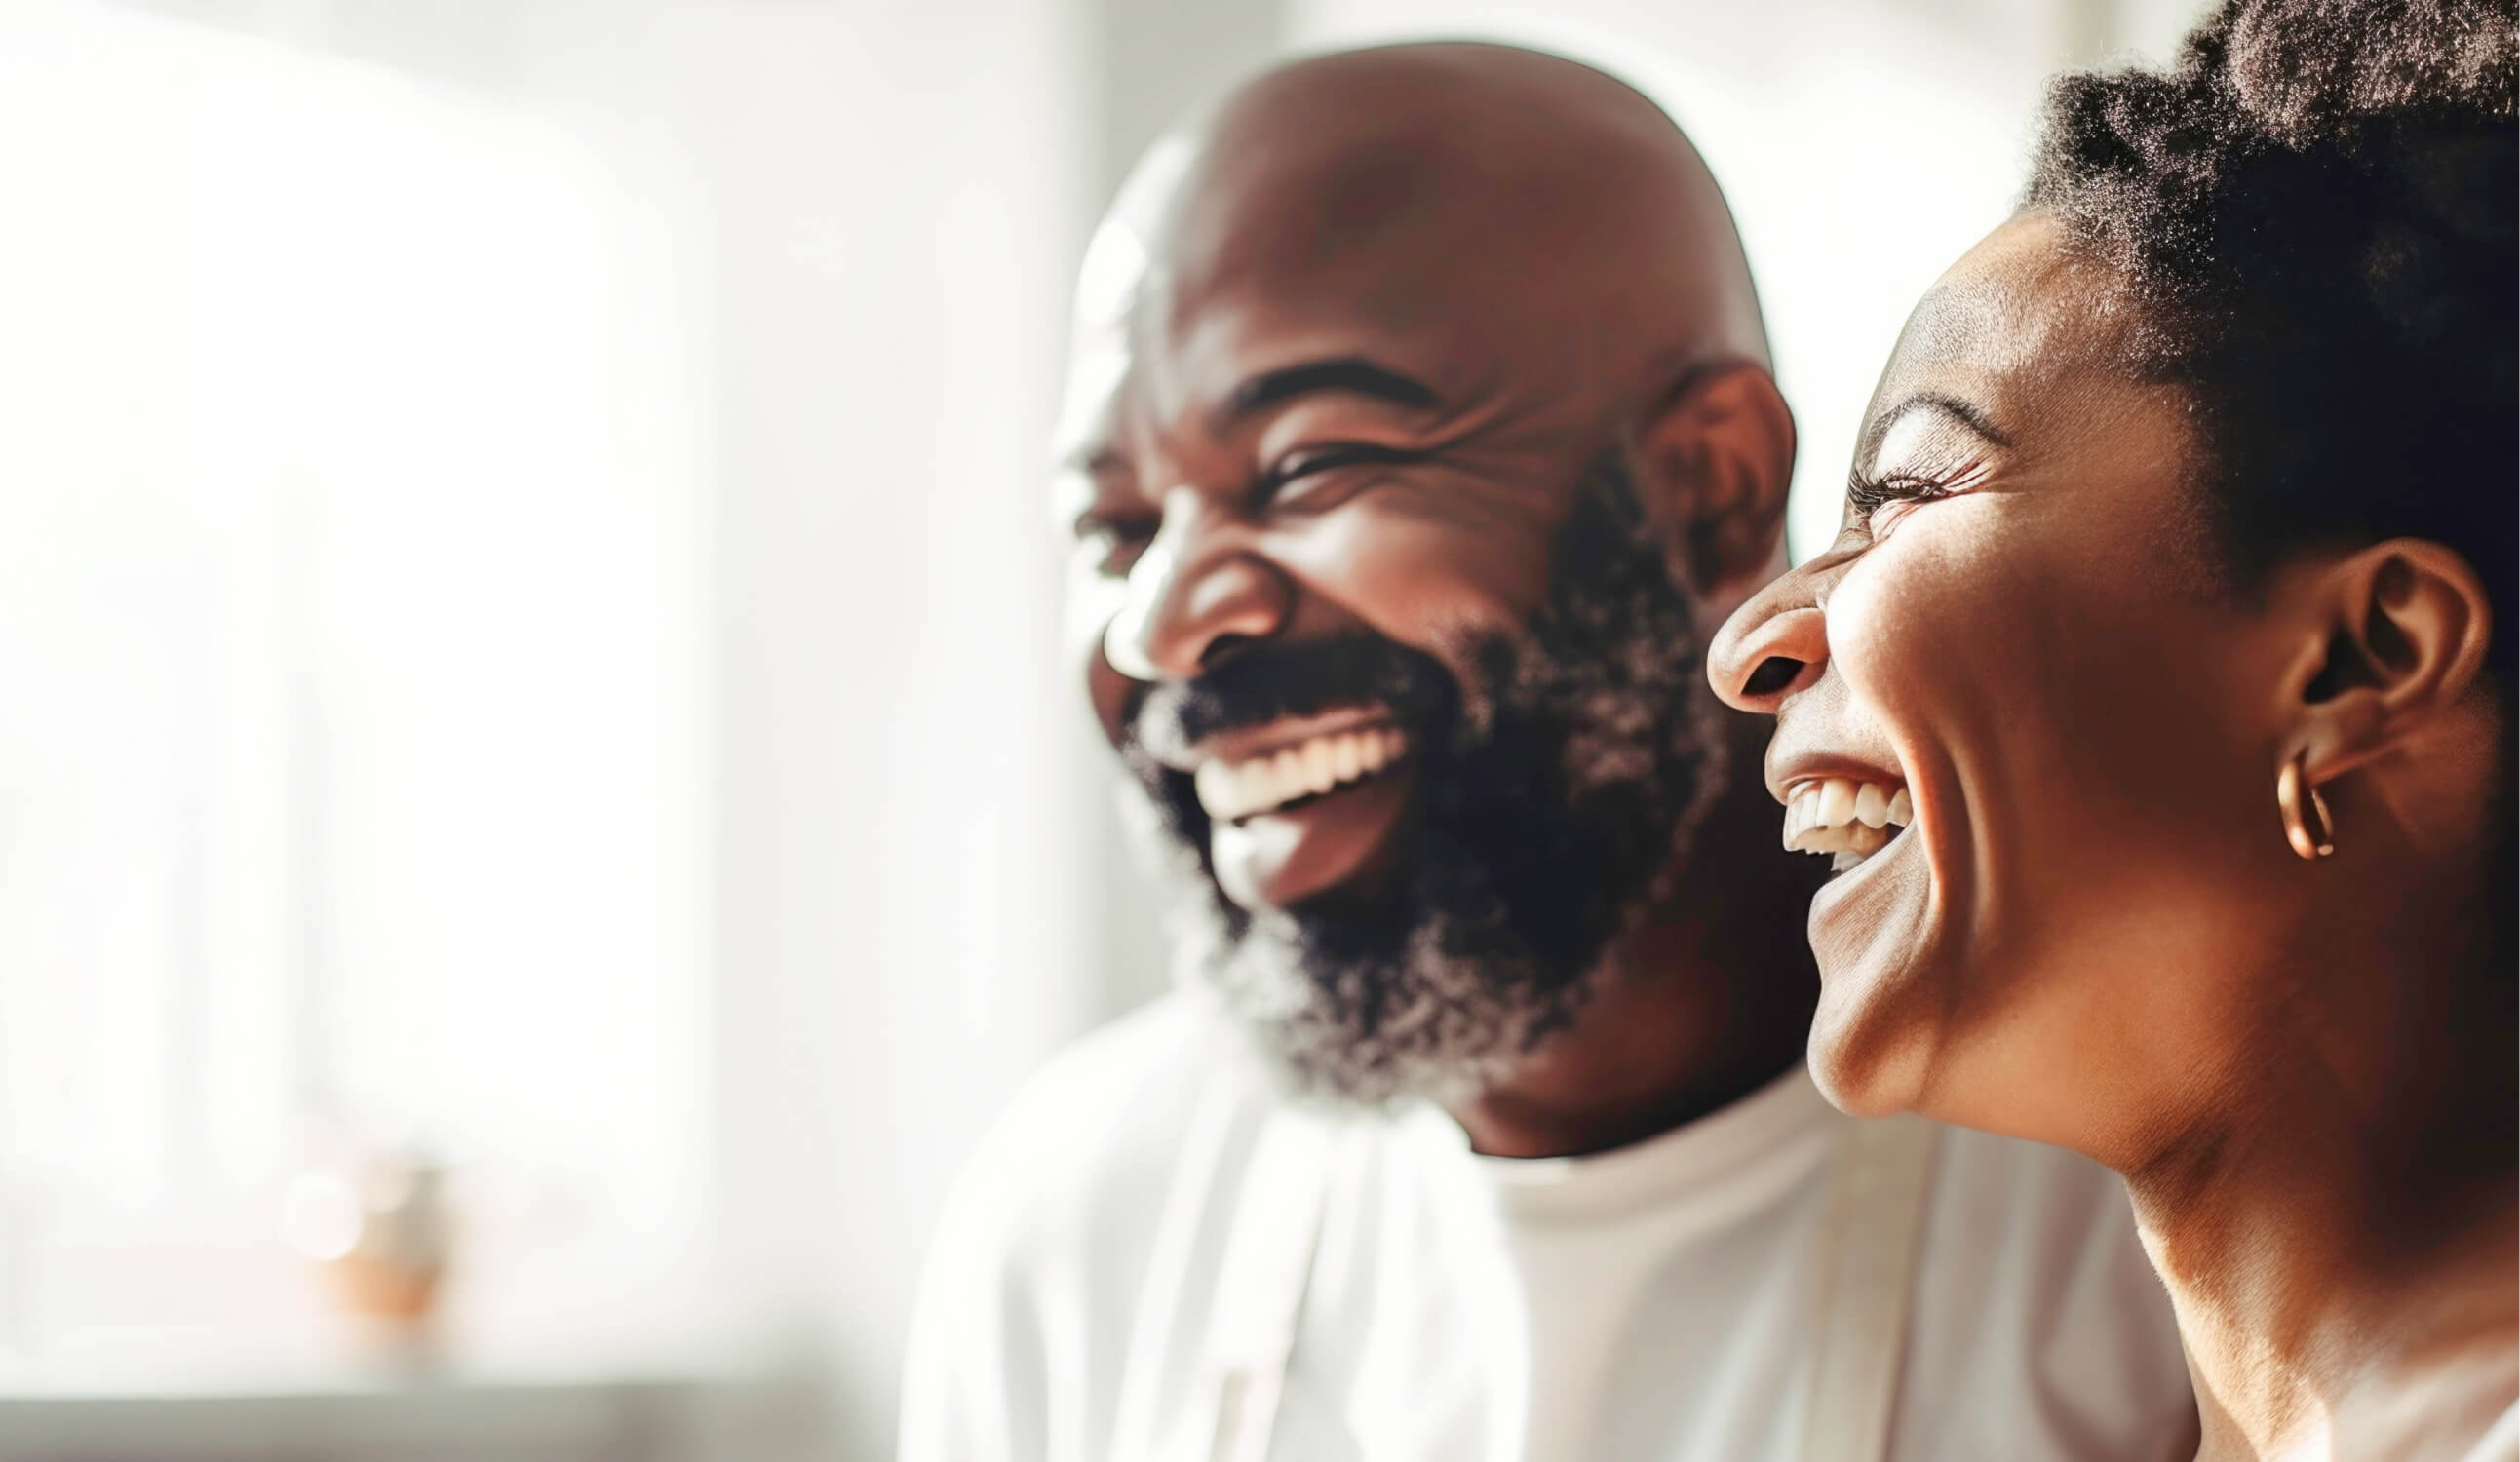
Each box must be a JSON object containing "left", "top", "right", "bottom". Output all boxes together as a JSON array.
[
  {"left": 901, "top": 996, "right": 2195, "bottom": 1462},
  {"left": 2464, "top": 1402, "right": 2520, "bottom": 1462}
]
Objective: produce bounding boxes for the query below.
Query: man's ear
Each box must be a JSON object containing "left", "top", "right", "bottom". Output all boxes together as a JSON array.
[
  {"left": 2277, "top": 538, "right": 2495, "bottom": 782},
  {"left": 1633, "top": 362, "right": 1796, "bottom": 618}
]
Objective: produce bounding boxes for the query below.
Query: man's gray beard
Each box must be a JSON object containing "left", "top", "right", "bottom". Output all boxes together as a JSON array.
[
  {"left": 1170, "top": 885, "right": 1548, "bottom": 1113},
  {"left": 1130, "top": 467, "right": 1730, "bottom": 1111}
]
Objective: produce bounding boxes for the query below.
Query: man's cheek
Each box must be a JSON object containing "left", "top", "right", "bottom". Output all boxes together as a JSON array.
[
  {"left": 1066, "top": 577, "right": 1135, "bottom": 746},
  {"left": 1063, "top": 569, "right": 1125, "bottom": 664},
  {"left": 1276, "top": 507, "right": 1549, "bottom": 635}
]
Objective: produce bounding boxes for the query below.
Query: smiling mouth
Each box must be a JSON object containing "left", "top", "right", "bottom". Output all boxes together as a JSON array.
[
  {"left": 1783, "top": 777, "right": 1913, "bottom": 873},
  {"left": 1193, "top": 725, "right": 1413, "bottom": 823}
]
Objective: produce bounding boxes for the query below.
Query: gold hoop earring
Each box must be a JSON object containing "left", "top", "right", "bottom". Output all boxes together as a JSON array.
[{"left": 2276, "top": 752, "right": 2335, "bottom": 861}]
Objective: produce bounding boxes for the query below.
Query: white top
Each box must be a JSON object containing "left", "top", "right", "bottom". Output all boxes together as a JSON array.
[
  {"left": 900, "top": 997, "right": 2196, "bottom": 1462},
  {"left": 2466, "top": 1402, "right": 2520, "bottom": 1462}
]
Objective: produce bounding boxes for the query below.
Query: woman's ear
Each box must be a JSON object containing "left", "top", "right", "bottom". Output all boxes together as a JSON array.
[
  {"left": 2280, "top": 538, "right": 2495, "bottom": 781},
  {"left": 1633, "top": 362, "right": 1796, "bottom": 620}
]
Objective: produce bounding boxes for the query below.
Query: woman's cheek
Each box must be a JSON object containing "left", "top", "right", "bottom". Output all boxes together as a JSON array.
[{"left": 1824, "top": 507, "right": 2004, "bottom": 713}]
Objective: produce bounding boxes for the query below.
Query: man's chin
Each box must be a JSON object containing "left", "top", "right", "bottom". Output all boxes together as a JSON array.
[{"left": 1165, "top": 867, "right": 1598, "bottom": 1112}]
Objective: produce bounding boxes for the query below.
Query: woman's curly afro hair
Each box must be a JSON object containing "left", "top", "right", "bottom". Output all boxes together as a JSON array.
[{"left": 2028, "top": 0, "right": 2516, "bottom": 690}]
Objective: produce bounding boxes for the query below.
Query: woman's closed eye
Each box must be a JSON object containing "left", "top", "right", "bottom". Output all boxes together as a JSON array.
[{"left": 1846, "top": 468, "right": 1964, "bottom": 541}]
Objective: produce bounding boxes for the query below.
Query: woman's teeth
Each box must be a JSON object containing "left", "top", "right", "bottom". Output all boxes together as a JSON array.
[
  {"left": 1194, "top": 727, "right": 1410, "bottom": 822},
  {"left": 1783, "top": 777, "right": 1912, "bottom": 871}
]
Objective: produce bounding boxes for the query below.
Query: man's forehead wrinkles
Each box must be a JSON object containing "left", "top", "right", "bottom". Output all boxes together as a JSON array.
[
  {"left": 1052, "top": 40, "right": 1774, "bottom": 503},
  {"left": 1431, "top": 378, "right": 1576, "bottom": 447},
  {"left": 1135, "top": 295, "right": 1404, "bottom": 418}
]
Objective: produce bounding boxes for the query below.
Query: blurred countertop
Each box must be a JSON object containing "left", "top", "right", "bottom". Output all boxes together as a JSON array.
[{"left": 0, "top": 1328, "right": 828, "bottom": 1462}]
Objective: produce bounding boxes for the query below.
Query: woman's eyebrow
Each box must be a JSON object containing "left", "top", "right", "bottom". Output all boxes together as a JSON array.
[{"left": 1860, "top": 393, "right": 2014, "bottom": 466}]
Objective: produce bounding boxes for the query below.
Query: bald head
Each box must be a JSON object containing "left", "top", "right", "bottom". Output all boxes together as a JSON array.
[{"left": 1072, "top": 44, "right": 1769, "bottom": 454}]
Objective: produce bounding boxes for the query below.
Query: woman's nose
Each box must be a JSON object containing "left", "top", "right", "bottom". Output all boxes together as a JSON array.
[{"left": 1707, "top": 567, "right": 1829, "bottom": 713}]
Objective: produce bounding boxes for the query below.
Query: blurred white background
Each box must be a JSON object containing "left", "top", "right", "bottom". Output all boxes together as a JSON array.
[{"left": 0, "top": 0, "right": 2206, "bottom": 1456}]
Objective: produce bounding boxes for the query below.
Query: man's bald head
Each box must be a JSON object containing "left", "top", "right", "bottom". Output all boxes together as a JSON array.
[
  {"left": 1081, "top": 43, "right": 1768, "bottom": 448},
  {"left": 1058, "top": 43, "right": 1800, "bottom": 1108}
]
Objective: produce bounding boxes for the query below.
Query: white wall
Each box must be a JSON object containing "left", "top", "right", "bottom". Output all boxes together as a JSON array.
[
  {"left": 663, "top": 2, "right": 1103, "bottom": 1452},
  {"left": 6, "top": 2, "right": 1114, "bottom": 1456},
  {"left": 0, "top": 0, "right": 717, "bottom": 1366}
]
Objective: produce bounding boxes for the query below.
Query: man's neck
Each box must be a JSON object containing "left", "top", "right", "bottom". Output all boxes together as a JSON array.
[{"left": 1448, "top": 745, "right": 1826, "bottom": 1159}]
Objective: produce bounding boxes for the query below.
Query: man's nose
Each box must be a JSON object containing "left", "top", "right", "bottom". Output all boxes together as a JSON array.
[
  {"left": 1707, "top": 563, "right": 1830, "bottom": 713},
  {"left": 1103, "top": 488, "right": 1293, "bottom": 682}
]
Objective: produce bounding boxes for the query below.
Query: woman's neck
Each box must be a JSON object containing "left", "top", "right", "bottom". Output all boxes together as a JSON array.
[{"left": 2123, "top": 926, "right": 2516, "bottom": 1461}]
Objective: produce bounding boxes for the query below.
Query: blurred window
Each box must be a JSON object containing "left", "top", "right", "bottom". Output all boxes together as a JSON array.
[{"left": 0, "top": 3, "right": 708, "bottom": 1374}]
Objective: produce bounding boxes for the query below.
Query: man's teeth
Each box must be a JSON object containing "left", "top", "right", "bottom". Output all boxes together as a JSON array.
[
  {"left": 1783, "top": 777, "right": 1912, "bottom": 864},
  {"left": 1194, "top": 727, "right": 1410, "bottom": 822}
]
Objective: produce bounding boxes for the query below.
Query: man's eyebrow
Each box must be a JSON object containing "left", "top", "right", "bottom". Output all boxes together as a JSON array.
[{"left": 1214, "top": 356, "right": 1442, "bottom": 431}]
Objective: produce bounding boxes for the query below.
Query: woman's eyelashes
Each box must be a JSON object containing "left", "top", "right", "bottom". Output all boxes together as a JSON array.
[{"left": 1845, "top": 467, "right": 1962, "bottom": 541}]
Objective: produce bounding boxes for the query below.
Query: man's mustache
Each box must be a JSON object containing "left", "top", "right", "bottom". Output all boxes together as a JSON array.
[{"left": 1125, "top": 633, "right": 1461, "bottom": 771}]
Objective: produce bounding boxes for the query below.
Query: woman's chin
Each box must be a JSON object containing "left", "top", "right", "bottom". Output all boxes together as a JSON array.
[
  {"left": 1803, "top": 828, "right": 1949, "bottom": 1118},
  {"left": 1804, "top": 977, "right": 1937, "bottom": 1119}
]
